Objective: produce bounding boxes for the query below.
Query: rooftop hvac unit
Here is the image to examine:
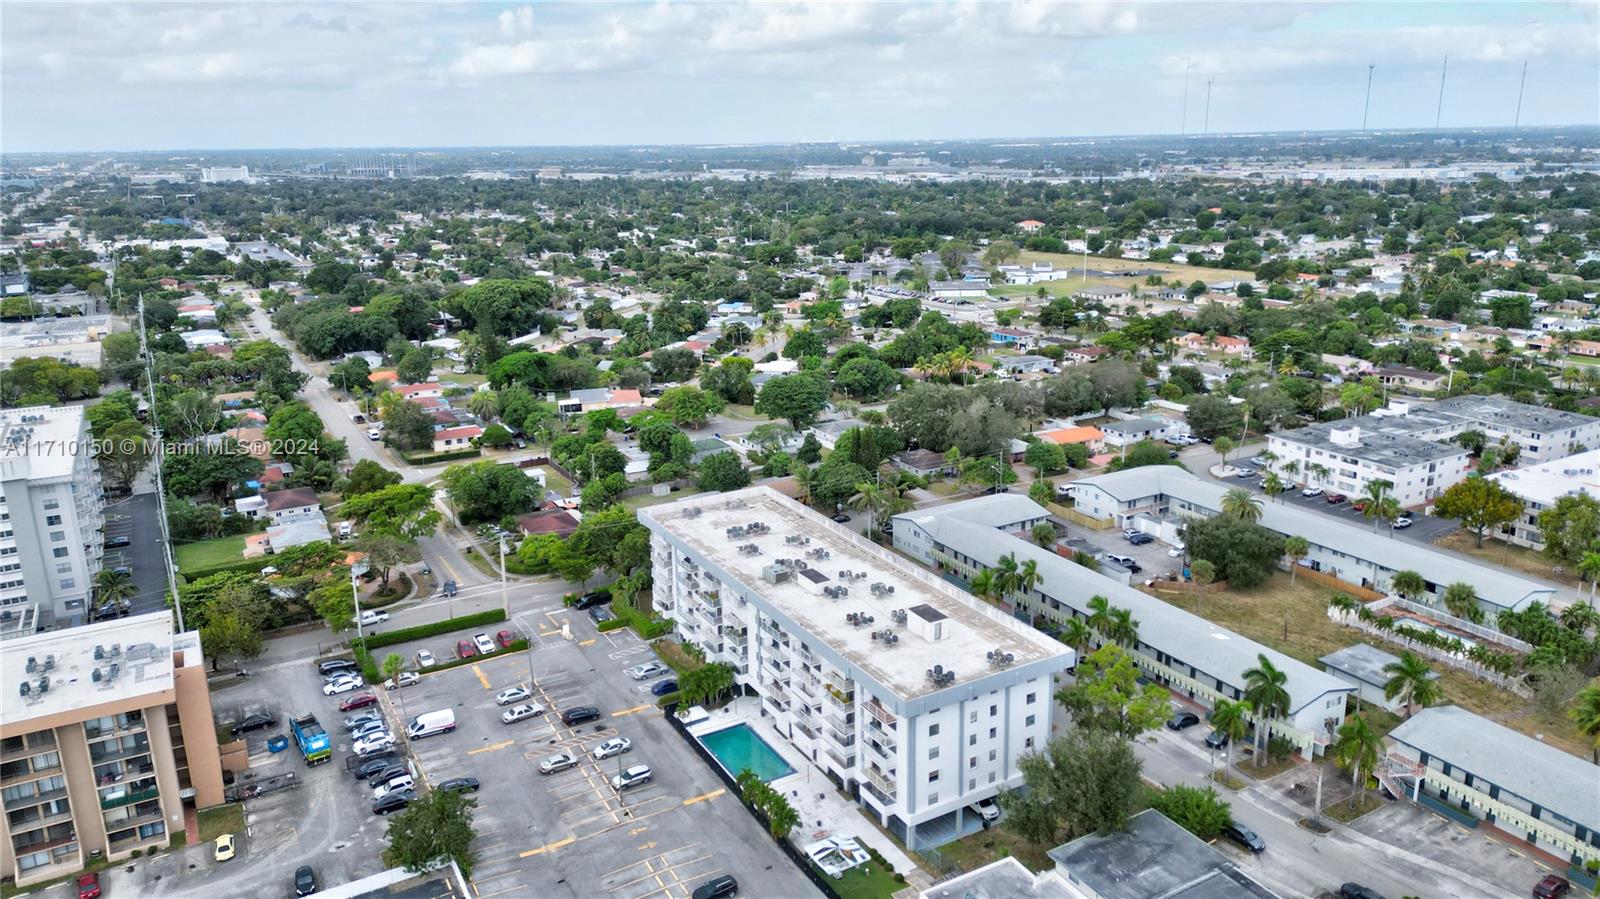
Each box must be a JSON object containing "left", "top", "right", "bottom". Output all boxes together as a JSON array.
[
  {"left": 94, "top": 645, "right": 105, "bottom": 661},
  {"left": 18, "top": 682, "right": 29, "bottom": 697},
  {"left": 785, "top": 535, "right": 811, "bottom": 546},
  {"left": 891, "top": 608, "right": 907, "bottom": 625},
  {"left": 683, "top": 507, "right": 703, "bottom": 519},
  {"left": 738, "top": 543, "right": 762, "bottom": 556},
  {"left": 925, "top": 665, "right": 955, "bottom": 688},
  {"left": 36, "top": 677, "right": 49, "bottom": 695},
  {"left": 25, "top": 656, "right": 36, "bottom": 673},
  {"left": 987, "top": 650, "right": 1017, "bottom": 669},
  {"left": 92, "top": 669, "right": 102, "bottom": 683}
]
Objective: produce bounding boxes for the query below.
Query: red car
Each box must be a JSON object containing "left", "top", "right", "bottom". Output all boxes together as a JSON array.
[
  {"left": 1325, "top": 493, "right": 1346, "bottom": 504},
  {"left": 456, "top": 640, "right": 477, "bottom": 660},
  {"left": 339, "top": 692, "right": 378, "bottom": 712},
  {"left": 1351, "top": 500, "right": 1368, "bottom": 512},
  {"left": 78, "top": 873, "right": 101, "bottom": 899},
  {"left": 496, "top": 630, "right": 515, "bottom": 649},
  {"left": 1535, "top": 875, "right": 1571, "bottom": 899}
]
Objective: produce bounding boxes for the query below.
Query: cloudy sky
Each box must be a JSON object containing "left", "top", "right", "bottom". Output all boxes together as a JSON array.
[{"left": 3, "top": 1, "right": 1596, "bottom": 152}]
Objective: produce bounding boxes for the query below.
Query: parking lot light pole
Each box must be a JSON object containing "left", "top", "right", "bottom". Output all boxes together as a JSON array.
[
  {"left": 351, "top": 569, "right": 366, "bottom": 642},
  {"left": 499, "top": 539, "right": 509, "bottom": 617}
]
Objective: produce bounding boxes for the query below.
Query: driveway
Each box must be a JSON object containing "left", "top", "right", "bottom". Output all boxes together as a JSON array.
[{"left": 102, "top": 492, "right": 168, "bottom": 617}]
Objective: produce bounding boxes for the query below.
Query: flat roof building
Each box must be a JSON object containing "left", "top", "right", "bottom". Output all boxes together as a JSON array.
[
  {"left": 1265, "top": 415, "right": 1471, "bottom": 508},
  {"left": 0, "top": 405, "right": 105, "bottom": 626},
  {"left": 640, "top": 487, "right": 1074, "bottom": 849},
  {"left": 0, "top": 612, "right": 225, "bottom": 886},
  {"left": 1486, "top": 448, "right": 1600, "bottom": 550}
]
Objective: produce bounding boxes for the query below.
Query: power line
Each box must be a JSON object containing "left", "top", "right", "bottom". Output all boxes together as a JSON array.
[
  {"left": 1361, "top": 64, "right": 1375, "bottom": 132},
  {"left": 136, "top": 291, "right": 184, "bottom": 631}
]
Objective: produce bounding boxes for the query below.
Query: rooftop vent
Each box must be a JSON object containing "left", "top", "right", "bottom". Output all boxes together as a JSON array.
[
  {"left": 871, "top": 629, "right": 900, "bottom": 646},
  {"left": 784, "top": 535, "right": 811, "bottom": 546},
  {"left": 738, "top": 543, "right": 762, "bottom": 556},
  {"left": 683, "top": 507, "right": 703, "bottom": 519},
  {"left": 870, "top": 583, "right": 896, "bottom": 597},
  {"left": 845, "top": 611, "right": 875, "bottom": 628},
  {"left": 987, "top": 649, "right": 1016, "bottom": 669},
  {"left": 925, "top": 666, "right": 956, "bottom": 688},
  {"left": 890, "top": 608, "right": 908, "bottom": 625},
  {"left": 823, "top": 585, "right": 849, "bottom": 599}
]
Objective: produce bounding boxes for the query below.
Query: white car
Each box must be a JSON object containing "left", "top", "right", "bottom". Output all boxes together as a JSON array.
[
  {"left": 495, "top": 686, "right": 531, "bottom": 706},
  {"left": 592, "top": 737, "right": 632, "bottom": 760},
  {"left": 1393, "top": 517, "right": 1414, "bottom": 529},
  {"left": 538, "top": 751, "right": 580, "bottom": 775},
  {"left": 473, "top": 633, "right": 497, "bottom": 656},
  {"left": 372, "top": 775, "right": 414, "bottom": 800},
  {"left": 1301, "top": 486, "right": 1324, "bottom": 497},
  {"left": 384, "top": 671, "right": 421, "bottom": 690},
  {"left": 353, "top": 733, "right": 396, "bottom": 756},
  {"left": 624, "top": 662, "right": 669, "bottom": 681},
  {"left": 611, "top": 764, "right": 653, "bottom": 791},
  {"left": 323, "top": 675, "right": 363, "bottom": 696},
  {"left": 350, "top": 721, "right": 389, "bottom": 741},
  {"left": 368, "top": 428, "right": 381, "bottom": 441},
  {"left": 969, "top": 797, "right": 1001, "bottom": 823},
  {"left": 1167, "top": 543, "right": 1186, "bottom": 558},
  {"left": 415, "top": 649, "right": 436, "bottom": 669},
  {"left": 359, "top": 609, "right": 389, "bottom": 626},
  {"left": 501, "top": 703, "right": 546, "bottom": 724}
]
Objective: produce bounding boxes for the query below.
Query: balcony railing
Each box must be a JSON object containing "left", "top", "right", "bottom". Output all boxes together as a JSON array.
[
  {"left": 864, "top": 698, "right": 898, "bottom": 728},
  {"left": 99, "top": 784, "right": 158, "bottom": 811},
  {"left": 824, "top": 747, "right": 855, "bottom": 770},
  {"left": 793, "top": 720, "right": 817, "bottom": 740},
  {"left": 4, "top": 786, "right": 68, "bottom": 812},
  {"left": 862, "top": 765, "right": 898, "bottom": 801},
  {"left": 824, "top": 668, "right": 852, "bottom": 692},
  {"left": 725, "top": 628, "right": 749, "bottom": 648},
  {"left": 83, "top": 714, "right": 145, "bottom": 741},
  {"left": 823, "top": 683, "right": 854, "bottom": 707},
  {"left": 89, "top": 739, "right": 152, "bottom": 768}
]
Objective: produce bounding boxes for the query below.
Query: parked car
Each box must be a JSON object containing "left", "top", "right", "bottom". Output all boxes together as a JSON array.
[
  {"left": 574, "top": 591, "right": 611, "bottom": 610},
  {"left": 625, "top": 661, "right": 670, "bottom": 680},
  {"left": 322, "top": 675, "right": 363, "bottom": 696},
  {"left": 1393, "top": 517, "right": 1413, "bottom": 529},
  {"left": 371, "top": 789, "right": 415, "bottom": 815},
  {"left": 496, "top": 630, "right": 516, "bottom": 649},
  {"left": 651, "top": 679, "right": 679, "bottom": 697},
  {"left": 1351, "top": 501, "right": 1368, "bottom": 513},
  {"left": 562, "top": 706, "right": 602, "bottom": 726},
  {"left": 1301, "top": 486, "right": 1324, "bottom": 497},
  {"left": 1166, "top": 710, "right": 1201, "bottom": 731},
  {"left": 415, "top": 649, "right": 437, "bottom": 669},
  {"left": 339, "top": 692, "right": 378, "bottom": 712},
  {"left": 455, "top": 640, "right": 477, "bottom": 660},
  {"left": 1203, "top": 729, "right": 1230, "bottom": 749},
  {"left": 1339, "top": 884, "right": 1386, "bottom": 899},
  {"left": 317, "top": 659, "right": 360, "bottom": 677},
  {"left": 295, "top": 864, "right": 318, "bottom": 896},
  {"left": 353, "top": 733, "right": 396, "bottom": 756},
  {"left": 969, "top": 797, "right": 1001, "bottom": 823},
  {"left": 1221, "top": 821, "right": 1265, "bottom": 853},
  {"left": 367, "top": 428, "right": 381, "bottom": 441},
  {"left": 438, "top": 777, "right": 480, "bottom": 794},
  {"left": 355, "top": 759, "right": 403, "bottom": 782},
  {"left": 589, "top": 605, "right": 616, "bottom": 624},
  {"left": 1534, "top": 875, "right": 1572, "bottom": 899},
  {"left": 1167, "top": 542, "right": 1186, "bottom": 557},
  {"left": 496, "top": 686, "right": 532, "bottom": 705},
  {"left": 539, "top": 750, "right": 580, "bottom": 775},
  {"left": 349, "top": 721, "right": 390, "bottom": 741},
  {"left": 345, "top": 710, "right": 383, "bottom": 729},
  {"left": 612, "top": 764, "right": 653, "bottom": 791},
  {"left": 372, "top": 775, "right": 415, "bottom": 801},
  {"left": 831, "top": 513, "right": 852, "bottom": 522},
  {"left": 105, "top": 535, "right": 131, "bottom": 548},
  {"left": 1326, "top": 493, "right": 1347, "bottom": 504},
  {"left": 1104, "top": 554, "right": 1141, "bottom": 573},
  {"left": 1128, "top": 533, "right": 1154, "bottom": 546},
  {"left": 593, "top": 737, "right": 632, "bottom": 760},
  {"left": 691, "top": 875, "right": 739, "bottom": 899},
  {"left": 358, "top": 609, "right": 389, "bottom": 627},
  {"left": 77, "top": 873, "right": 101, "bottom": 899},
  {"left": 1122, "top": 528, "right": 1141, "bottom": 540},
  {"left": 502, "top": 703, "right": 546, "bottom": 724},
  {"left": 214, "top": 833, "right": 237, "bottom": 862},
  {"left": 363, "top": 764, "right": 408, "bottom": 785},
  {"left": 385, "top": 671, "right": 421, "bottom": 689},
  {"left": 232, "top": 713, "right": 277, "bottom": 735},
  {"left": 473, "top": 633, "right": 497, "bottom": 655},
  {"left": 1233, "top": 467, "right": 1255, "bottom": 478},
  {"left": 111, "top": 566, "right": 132, "bottom": 576}
]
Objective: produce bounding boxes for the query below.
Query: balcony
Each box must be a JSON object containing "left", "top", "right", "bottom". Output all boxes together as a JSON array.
[
  {"left": 104, "top": 801, "right": 163, "bottom": 832},
  {"left": 99, "top": 783, "right": 158, "bottom": 811},
  {"left": 89, "top": 738, "right": 152, "bottom": 767},
  {"left": 797, "top": 645, "right": 819, "bottom": 666},
  {"left": 824, "top": 747, "right": 855, "bottom": 770},
  {"left": 758, "top": 622, "right": 783, "bottom": 643},
  {"left": 725, "top": 628, "right": 749, "bottom": 649},
  {"left": 83, "top": 713, "right": 145, "bottom": 741},
  {"left": 864, "top": 698, "right": 898, "bottom": 729},
  {"left": 0, "top": 734, "right": 57, "bottom": 763},
  {"left": 824, "top": 669, "right": 852, "bottom": 693},
  {"left": 94, "top": 761, "right": 155, "bottom": 789},
  {"left": 862, "top": 765, "right": 898, "bottom": 800},
  {"left": 1, "top": 759, "right": 61, "bottom": 789},
  {"left": 6, "top": 803, "right": 72, "bottom": 833},
  {"left": 823, "top": 683, "right": 854, "bottom": 708},
  {"left": 4, "top": 785, "right": 68, "bottom": 813},
  {"left": 793, "top": 720, "right": 817, "bottom": 740},
  {"left": 11, "top": 827, "right": 76, "bottom": 858},
  {"left": 863, "top": 736, "right": 895, "bottom": 764}
]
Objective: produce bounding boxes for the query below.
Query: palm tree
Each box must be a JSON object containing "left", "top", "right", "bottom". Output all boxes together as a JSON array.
[
  {"left": 994, "top": 553, "right": 1021, "bottom": 600},
  {"left": 948, "top": 345, "right": 975, "bottom": 386},
  {"left": 1389, "top": 570, "right": 1427, "bottom": 604},
  {"left": 793, "top": 464, "right": 818, "bottom": 507},
  {"left": 1060, "top": 617, "right": 1094, "bottom": 656},
  {"left": 1305, "top": 462, "right": 1326, "bottom": 486},
  {"left": 1262, "top": 472, "right": 1287, "bottom": 503},
  {"left": 1210, "top": 698, "right": 1252, "bottom": 780},
  {"left": 1578, "top": 551, "right": 1600, "bottom": 607},
  {"left": 969, "top": 569, "right": 1000, "bottom": 606},
  {"left": 1333, "top": 714, "right": 1385, "bottom": 806},
  {"left": 468, "top": 389, "right": 501, "bottom": 422},
  {"left": 1242, "top": 654, "right": 1290, "bottom": 768},
  {"left": 1086, "top": 594, "right": 1114, "bottom": 637},
  {"left": 1221, "top": 487, "right": 1264, "bottom": 523},
  {"left": 1283, "top": 536, "right": 1309, "bottom": 585},
  {"left": 1569, "top": 684, "right": 1600, "bottom": 765},
  {"left": 381, "top": 652, "right": 408, "bottom": 722},
  {"left": 1361, "top": 480, "right": 1398, "bottom": 533},
  {"left": 1106, "top": 607, "right": 1140, "bottom": 648},
  {"left": 1013, "top": 559, "right": 1041, "bottom": 609},
  {"left": 1381, "top": 652, "right": 1440, "bottom": 719},
  {"left": 94, "top": 568, "right": 136, "bottom": 608},
  {"left": 1441, "top": 582, "right": 1483, "bottom": 623},
  {"left": 848, "top": 482, "right": 887, "bottom": 534},
  {"left": 1560, "top": 603, "right": 1600, "bottom": 635}
]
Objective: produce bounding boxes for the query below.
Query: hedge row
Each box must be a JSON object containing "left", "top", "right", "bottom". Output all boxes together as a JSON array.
[
  {"left": 352, "top": 609, "right": 507, "bottom": 650},
  {"left": 178, "top": 555, "right": 272, "bottom": 581},
  {"left": 607, "top": 597, "right": 672, "bottom": 640},
  {"left": 398, "top": 446, "right": 481, "bottom": 465},
  {"left": 423, "top": 639, "right": 529, "bottom": 674}
]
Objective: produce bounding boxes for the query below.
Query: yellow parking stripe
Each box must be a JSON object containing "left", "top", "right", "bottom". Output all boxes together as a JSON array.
[
  {"left": 681, "top": 788, "right": 724, "bottom": 806},
  {"left": 520, "top": 836, "right": 574, "bottom": 858},
  {"left": 611, "top": 704, "right": 653, "bottom": 717},
  {"left": 472, "top": 664, "right": 490, "bottom": 689},
  {"left": 578, "top": 639, "right": 596, "bottom": 647},
  {"left": 468, "top": 740, "right": 515, "bottom": 756}
]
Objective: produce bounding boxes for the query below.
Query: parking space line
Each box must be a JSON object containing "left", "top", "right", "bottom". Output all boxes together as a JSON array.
[
  {"left": 611, "top": 704, "right": 653, "bottom": 717},
  {"left": 471, "top": 665, "right": 490, "bottom": 689},
  {"left": 520, "top": 836, "right": 575, "bottom": 858},
  {"left": 681, "top": 788, "right": 724, "bottom": 806},
  {"left": 579, "top": 638, "right": 596, "bottom": 647},
  {"left": 468, "top": 739, "right": 516, "bottom": 755}
]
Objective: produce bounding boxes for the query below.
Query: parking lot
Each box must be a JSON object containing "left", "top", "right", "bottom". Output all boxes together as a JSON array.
[
  {"left": 1223, "top": 466, "right": 1459, "bottom": 543},
  {"left": 101, "top": 492, "right": 168, "bottom": 617},
  {"left": 402, "top": 613, "right": 817, "bottom": 899}
]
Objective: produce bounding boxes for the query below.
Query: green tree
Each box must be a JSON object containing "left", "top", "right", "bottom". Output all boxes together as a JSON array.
[
  {"left": 655, "top": 385, "right": 725, "bottom": 427},
  {"left": 997, "top": 727, "right": 1143, "bottom": 845},
  {"left": 1186, "top": 395, "right": 1245, "bottom": 441},
  {"left": 697, "top": 452, "right": 751, "bottom": 493},
  {"left": 1221, "top": 487, "right": 1263, "bottom": 523},
  {"left": 701, "top": 357, "right": 756, "bottom": 405},
  {"left": 1032, "top": 522, "right": 1058, "bottom": 548},
  {"left": 1212, "top": 435, "right": 1235, "bottom": 465},
  {"left": 1434, "top": 478, "right": 1523, "bottom": 548},
  {"left": 1333, "top": 715, "right": 1384, "bottom": 806},
  {"left": 834, "top": 357, "right": 900, "bottom": 400},
  {"left": 1190, "top": 559, "right": 1217, "bottom": 608},
  {"left": 755, "top": 374, "right": 830, "bottom": 429},
  {"left": 1208, "top": 698, "right": 1252, "bottom": 778},
  {"left": 98, "top": 419, "right": 154, "bottom": 493},
  {"left": 1537, "top": 494, "right": 1600, "bottom": 566},
  {"left": 329, "top": 357, "right": 373, "bottom": 394},
  {"left": 1183, "top": 514, "right": 1285, "bottom": 589},
  {"left": 344, "top": 459, "right": 403, "bottom": 497},
  {"left": 441, "top": 460, "right": 539, "bottom": 523},
  {"left": 1381, "top": 651, "right": 1441, "bottom": 719},
  {"left": 1390, "top": 569, "right": 1427, "bottom": 602},
  {"left": 1024, "top": 441, "right": 1067, "bottom": 476},
  {"left": 1569, "top": 682, "right": 1600, "bottom": 765},
  {"left": 199, "top": 608, "right": 265, "bottom": 672},
  {"left": 380, "top": 400, "right": 436, "bottom": 451},
  {"left": 383, "top": 788, "right": 479, "bottom": 877},
  {"left": 1054, "top": 644, "right": 1170, "bottom": 739},
  {"left": 343, "top": 483, "right": 440, "bottom": 538},
  {"left": 1283, "top": 536, "right": 1309, "bottom": 585},
  {"left": 677, "top": 663, "right": 736, "bottom": 708},
  {"left": 1440, "top": 582, "right": 1483, "bottom": 623},
  {"left": 1148, "top": 784, "right": 1233, "bottom": 841},
  {"left": 1242, "top": 655, "right": 1290, "bottom": 768}
]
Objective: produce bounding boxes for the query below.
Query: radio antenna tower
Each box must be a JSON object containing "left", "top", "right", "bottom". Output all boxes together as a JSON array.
[
  {"left": 1202, "top": 78, "right": 1214, "bottom": 136},
  {"left": 1513, "top": 60, "right": 1528, "bottom": 133},
  {"left": 1361, "top": 64, "right": 1375, "bottom": 132},
  {"left": 1433, "top": 55, "right": 1449, "bottom": 131},
  {"left": 1180, "top": 60, "right": 1191, "bottom": 136}
]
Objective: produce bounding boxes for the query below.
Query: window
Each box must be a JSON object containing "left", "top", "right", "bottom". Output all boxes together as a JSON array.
[
  {"left": 45, "top": 515, "right": 61, "bottom": 527},
  {"left": 42, "top": 499, "right": 59, "bottom": 511},
  {"left": 988, "top": 727, "right": 997, "bottom": 739},
  {"left": 1025, "top": 714, "right": 1036, "bottom": 727},
  {"left": 968, "top": 757, "right": 976, "bottom": 769},
  {"left": 59, "top": 579, "right": 74, "bottom": 591},
  {"left": 49, "top": 531, "right": 65, "bottom": 543},
  {"left": 928, "top": 792, "right": 938, "bottom": 805},
  {"left": 988, "top": 772, "right": 997, "bottom": 784},
  {"left": 55, "top": 563, "right": 71, "bottom": 574},
  {"left": 927, "top": 723, "right": 940, "bottom": 737},
  {"left": 968, "top": 734, "right": 976, "bottom": 747},
  {"left": 927, "top": 747, "right": 939, "bottom": 761},
  {"left": 968, "top": 711, "right": 977, "bottom": 724},
  {"left": 1026, "top": 692, "right": 1036, "bottom": 705},
  {"left": 969, "top": 779, "right": 976, "bottom": 790},
  {"left": 52, "top": 548, "right": 68, "bottom": 558},
  {"left": 1024, "top": 737, "right": 1034, "bottom": 750},
  {"left": 928, "top": 771, "right": 939, "bottom": 783},
  {"left": 989, "top": 704, "right": 997, "bottom": 717},
  {"left": 989, "top": 749, "right": 997, "bottom": 762}
]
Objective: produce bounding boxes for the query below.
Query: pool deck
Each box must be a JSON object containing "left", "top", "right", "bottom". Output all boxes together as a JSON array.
[
  {"left": 689, "top": 697, "right": 930, "bottom": 891},
  {"left": 697, "top": 722, "right": 798, "bottom": 781}
]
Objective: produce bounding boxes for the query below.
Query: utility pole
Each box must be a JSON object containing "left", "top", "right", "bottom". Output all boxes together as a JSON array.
[
  {"left": 1512, "top": 60, "right": 1528, "bottom": 134},
  {"left": 1202, "top": 78, "right": 1214, "bottom": 136},
  {"left": 351, "top": 569, "right": 366, "bottom": 642},
  {"left": 499, "top": 539, "right": 510, "bottom": 617},
  {"left": 137, "top": 292, "right": 184, "bottom": 631},
  {"left": 1361, "top": 64, "right": 1375, "bottom": 132},
  {"left": 1434, "top": 55, "right": 1449, "bottom": 131},
  {"left": 1180, "top": 60, "right": 1191, "bottom": 136}
]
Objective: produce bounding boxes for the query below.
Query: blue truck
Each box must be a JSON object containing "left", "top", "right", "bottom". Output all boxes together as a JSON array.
[{"left": 289, "top": 714, "right": 331, "bottom": 766}]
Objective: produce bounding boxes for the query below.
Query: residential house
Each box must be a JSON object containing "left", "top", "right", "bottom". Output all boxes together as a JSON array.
[
  {"left": 515, "top": 508, "right": 581, "bottom": 539},
  {"left": 1171, "top": 332, "right": 1252, "bottom": 357},
  {"left": 1075, "top": 285, "right": 1132, "bottom": 304},
  {"left": 1375, "top": 366, "right": 1448, "bottom": 394},
  {"left": 1016, "top": 220, "right": 1045, "bottom": 234},
  {"left": 1061, "top": 345, "right": 1110, "bottom": 364},
  {"left": 1321, "top": 353, "right": 1374, "bottom": 377},
  {"left": 1319, "top": 644, "right": 1437, "bottom": 714},
  {"left": 1035, "top": 426, "right": 1105, "bottom": 454},
  {"left": 1098, "top": 417, "right": 1171, "bottom": 447},
  {"left": 994, "top": 355, "right": 1053, "bottom": 376},
  {"left": 989, "top": 327, "right": 1035, "bottom": 350},
  {"left": 431, "top": 425, "right": 483, "bottom": 453},
  {"left": 1486, "top": 449, "right": 1600, "bottom": 550},
  {"left": 929, "top": 280, "right": 991, "bottom": 301},
  {"left": 392, "top": 382, "right": 444, "bottom": 402},
  {"left": 555, "top": 388, "right": 644, "bottom": 416},
  {"left": 890, "top": 449, "right": 947, "bottom": 478},
  {"left": 259, "top": 487, "right": 320, "bottom": 521}
]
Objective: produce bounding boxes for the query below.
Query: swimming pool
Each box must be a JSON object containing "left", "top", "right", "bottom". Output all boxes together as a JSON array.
[{"left": 697, "top": 723, "right": 796, "bottom": 783}]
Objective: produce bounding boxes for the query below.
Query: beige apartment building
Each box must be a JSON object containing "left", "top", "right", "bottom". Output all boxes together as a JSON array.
[{"left": 0, "top": 612, "right": 224, "bottom": 887}]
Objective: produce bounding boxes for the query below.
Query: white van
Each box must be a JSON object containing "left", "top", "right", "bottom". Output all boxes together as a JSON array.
[
  {"left": 338, "top": 521, "right": 354, "bottom": 539},
  {"left": 407, "top": 709, "right": 456, "bottom": 740}
]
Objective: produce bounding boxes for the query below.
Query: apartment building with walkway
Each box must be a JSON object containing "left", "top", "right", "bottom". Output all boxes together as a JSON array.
[
  {"left": 640, "top": 487, "right": 1074, "bottom": 850},
  {"left": 0, "top": 612, "right": 225, "bottom": 887}
]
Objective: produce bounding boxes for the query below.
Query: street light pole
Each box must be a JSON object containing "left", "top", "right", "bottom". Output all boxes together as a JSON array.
[
  {"left": 499, "top": 539, "right": 509, "bottom": 618},
  {"left": 350, "top": 569, "right": 367, "bottom": 641}
]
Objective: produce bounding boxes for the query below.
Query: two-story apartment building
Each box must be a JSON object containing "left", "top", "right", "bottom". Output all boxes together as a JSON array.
[
  {"left": 641, "top": 488, "right": 1074, "bottom": 851},
  {"left": 0, "top": 406, "right": 105, "bottom": 625},
  {"left": 1486, "top": 448, "right": 1600, "bottom": 550}
]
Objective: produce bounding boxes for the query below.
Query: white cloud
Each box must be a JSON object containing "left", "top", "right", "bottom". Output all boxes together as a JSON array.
[{"left": 498, "top": 6, "right": 535, "bottom": 38}]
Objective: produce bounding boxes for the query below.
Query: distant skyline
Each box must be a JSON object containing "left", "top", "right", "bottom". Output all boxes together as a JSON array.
[{"left": 3, "top": 1, "right": 1596, "bottom": 154}]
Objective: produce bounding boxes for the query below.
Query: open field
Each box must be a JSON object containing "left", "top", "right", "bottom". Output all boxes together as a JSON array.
[
  {"left": 1432, "top": 531, "right": 1579, "bottom": 588},
  {"left": 988, "top": 251, "right": 1256, "bottom": 300},
  {"left": 174, "top": 534, "right": 246, "bottom": 573},
  {"left": 926, "top": 825, "right": 1055, "bottom": 873}
]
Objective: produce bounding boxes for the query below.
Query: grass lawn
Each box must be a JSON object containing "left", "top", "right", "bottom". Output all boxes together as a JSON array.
[
  {"left": 622, "top": 490, "right": 683, "bottom": 511},
  {"left": 538, "top": 466, "right": 573, "bottom": 497},
  {"left": 196, "top": 803, "right": 244, "bottom": 843},
  {"left": 1013, "top": 250, "right": 1255, "bottom": 290},
  {"left": 927, "top": 826, "right": 1056, "bottom": 874},
  {"left": 818, "top": 861, "right": 905, "bottom": 899},
  {"left": 1323, "top": 792, "right": 1385, "bottom": 823},
  {"left": 1432, "top": 531, "right": 1578, "bottom": 588},
  {"left": 652, "top": 639, "right": 704, "bottom": 675},
  {"left": 1234, "top": 755, "right": 1299, "bottom": 781},
  {"left": 175, "top": 535, "right": 246, "bottom": 574}
]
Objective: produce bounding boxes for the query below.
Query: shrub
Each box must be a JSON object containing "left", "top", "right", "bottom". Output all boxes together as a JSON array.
[
  {"left": 597, "top": 618, "right": 628, "bottom": 632},
  {"left": 352, "top": 642, "right": 380, "bottom": 683},
  {"left": 353, "top": 609, "right": 507, "bottom": 650},
  {"left": 423, "top": 640, "right": 529, "bottom": 673}
]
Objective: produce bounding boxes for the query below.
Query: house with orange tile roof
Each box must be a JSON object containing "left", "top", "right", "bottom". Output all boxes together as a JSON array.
[
  {"left": 1017, "top": 219, "right": 1045, "bottom": 233},
  {"left": 369, "top": 369, "right": 398, "bottom": 385},
  {"left": 431, "top": 425, "right": 483, "bottom": 453},
  {"left": 1036, "top": 426, "right": 1106, "bottom": 453}
]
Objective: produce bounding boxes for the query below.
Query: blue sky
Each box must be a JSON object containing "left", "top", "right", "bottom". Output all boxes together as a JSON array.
[{"left": 2, "top": 1, "right": 1595, "bottom": 152}]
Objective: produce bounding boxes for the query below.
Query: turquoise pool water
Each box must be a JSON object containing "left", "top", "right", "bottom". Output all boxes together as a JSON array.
[{"left": 698, "top": 724, "right": 796, "bottom": 782}]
